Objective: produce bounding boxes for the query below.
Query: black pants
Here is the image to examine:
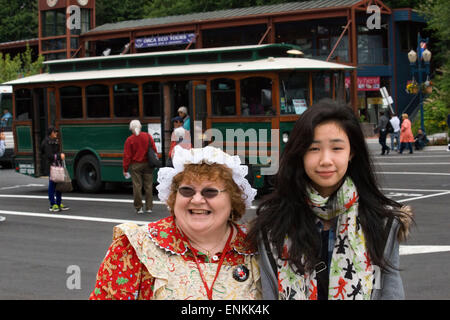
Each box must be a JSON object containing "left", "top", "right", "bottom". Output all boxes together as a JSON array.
[{"left": 379, "top": 130, "right": 390, "bottom": 154}]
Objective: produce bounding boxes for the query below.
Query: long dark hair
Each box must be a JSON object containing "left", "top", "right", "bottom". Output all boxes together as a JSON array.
[{"left": 248, "top": 99, "right": 408, "bottom": 273}]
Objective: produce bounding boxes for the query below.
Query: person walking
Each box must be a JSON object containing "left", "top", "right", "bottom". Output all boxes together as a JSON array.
[
  {"left": 376, "top": 111, "right": 390, "bottom": 155},
  {"left": 447, "top": 113, "right": 450, "bottom": 152},
  {"left": 0, "top": 132, "right": 5, "bottom": 221},
  {"left": 399, "top": 113, "right": 414, "bottom": 154},
  {"left": 389, "top": 113, "right": 401, "bottom": 152},
  {"left": 123, "top": 120, "right": 157, "bottom": 214},
  {"left": 248, "top": 99, "right": 413, "bottom": 300},
  {"left": 40, "top": 126, "right": 70, "bottom": 212},
  {"left": 0, "top": 131, "right": 5, "bottom": 157}
]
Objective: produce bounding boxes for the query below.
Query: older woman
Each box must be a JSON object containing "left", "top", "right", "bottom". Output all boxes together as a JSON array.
[
  {"left": 399, "top": 113, "right": 414, "bottom": 154},
  {"left": 89, "top": 145, "right": 259, "bottom": 300}
]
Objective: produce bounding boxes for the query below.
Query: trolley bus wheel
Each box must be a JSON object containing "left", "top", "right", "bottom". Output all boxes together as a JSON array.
[{"left": 75, "top": 155, "right": 104, "bottom": 193}]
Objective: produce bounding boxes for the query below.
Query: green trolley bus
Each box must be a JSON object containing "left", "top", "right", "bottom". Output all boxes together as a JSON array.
[{"left": 6, "top": 43, "right": 352, "bottom": 193}]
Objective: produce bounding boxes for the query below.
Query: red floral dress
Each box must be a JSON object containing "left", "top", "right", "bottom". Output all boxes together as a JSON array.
[{"left": 89, "top": 216, "right": 261, "bottom": 300}]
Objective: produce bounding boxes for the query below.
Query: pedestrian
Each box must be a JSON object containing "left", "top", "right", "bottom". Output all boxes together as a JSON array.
[
  {"left": 123, "top": 120, "right": 157, "bottom": 214},
  {"left": 247, "top": 99, "right": 413, "bottom": 300},
  {"left": 90, "top": 145, "right": 259, "bottom": 300},
  {"left": 399, "top": 113, "right": 414, "bottom": 154},
  {"left": 0, "top": 132, "right": 5, "bottom": 221},
  {"left": 177, "top": 106, "right": 191, "bottom": 131},
  {"left": 447, "top": 113, "right": 450, "bottom": 152},
  {"left": 0, "top": 131, "right": 5, "bottom": 157},
  {"left": 389, "top": 113, "right": 401, "bottom": 152},
  {"left": 414, "top": 129, "right": 429, "bottom": 150},
  {"left": 376, "top": 111, "right": 390, "bottom": 155},
  {"left": 40, "top": 126, "right": 70, "bottom": 212}
]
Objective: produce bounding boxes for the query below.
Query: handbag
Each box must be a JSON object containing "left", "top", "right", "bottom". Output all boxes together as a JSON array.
[
  {"left": 147, "top": 135, "right": 161, "bottom": 168},
  {"left": 50, "top": 159, "right": 65, "bottom": 183},
  {"left": 56, "top": 161, "right": 73, "bottom": 193}
]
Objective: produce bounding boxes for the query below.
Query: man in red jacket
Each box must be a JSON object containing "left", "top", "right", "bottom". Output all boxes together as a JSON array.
[{"left": 123, "top": 120, "right": 157, "bottom": 214}]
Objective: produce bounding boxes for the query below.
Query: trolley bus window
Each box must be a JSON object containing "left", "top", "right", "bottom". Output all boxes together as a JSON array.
[
  {"left": 60, "top": 86, "right": 83, "bottom": 118},
  {"left": 86, "top": 84, "right": 110, "bottom": 118},
  {"left": 312, "top": 72, "right": 332, "bottom": 103},
  {"left": 240, "top": 77, "right": 273, "bottom": 116},
  {"left": 0, "top": 92, "right": 13, "bottom": 127},
  {"left": 143, "top": 82, "right": 161, "bottom": 117},
  {"left": 211, "top": 78, "right": 236, "bottom": 116},
  {"left": 279, "top": 72, "right": 309, "bottom": 115},
  {"left": 114, "top": 83, "right": 139, "bottom": 117},
  {"left": 15, "top": 88, "right": 32, "bottom": 121}
]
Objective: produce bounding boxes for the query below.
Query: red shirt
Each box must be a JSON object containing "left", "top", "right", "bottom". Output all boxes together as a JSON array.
[{"left": 123, "top": 132, "right": 157, "bottom": 172}]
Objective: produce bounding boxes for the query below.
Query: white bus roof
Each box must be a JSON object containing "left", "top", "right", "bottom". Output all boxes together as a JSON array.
[
  {"left": 0, "top": 85, "right": 13, "bottom": 93},
  {"left": 5, "top": 57, "right": 353, "bottom": 86}
]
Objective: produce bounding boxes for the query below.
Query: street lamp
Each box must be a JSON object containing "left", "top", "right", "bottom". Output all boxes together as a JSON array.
[{"left": 407, "top": 33, "right": 432, "bottom": 133}]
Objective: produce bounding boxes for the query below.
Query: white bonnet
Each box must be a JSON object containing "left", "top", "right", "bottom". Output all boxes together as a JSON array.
[{"left": 157, "top": 145, "right": 257, "bottom": 208}]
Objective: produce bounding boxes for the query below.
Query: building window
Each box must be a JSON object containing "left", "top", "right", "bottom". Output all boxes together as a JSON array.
[
  {"left": 312, "top": 72, "right": 332, "bottom": 103},
  {"left": 14, "top": 89, "right": 32, "bottom": 121},
  {"left": 113, "top": 83, "right": 139, "bottom": 117},
  {"left": 240, "top": 77, "right": 273, "bottom": 116},
  {"left": 357, "top": 24, "right": 389, "bottom": 65},
  {"left": 60, "top": 86, "right": 83, "bottom": 119},
  {"left": 42, "top": 9, "right": 66, "bottom": 37},
  {"left": 143, "top": 82, "right": 161, "bottom": 117},
  {"left": 211, "top": 78, "right": 236, "bottom": 116},
  {"left": 279, "top": 72, "right": 310, "bottom": 115},
  {"left": 86, "top": 84, "right": 110, "bottom": 118}
]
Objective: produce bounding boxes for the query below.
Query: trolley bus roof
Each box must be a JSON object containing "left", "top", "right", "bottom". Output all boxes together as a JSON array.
[{"left": 6, "top": 57, "right": 353, "bottom": 86}]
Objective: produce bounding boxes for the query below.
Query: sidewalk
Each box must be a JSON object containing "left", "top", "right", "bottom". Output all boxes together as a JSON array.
[{"left": 365, "top": 133, "right": 448, "bottom": 151}]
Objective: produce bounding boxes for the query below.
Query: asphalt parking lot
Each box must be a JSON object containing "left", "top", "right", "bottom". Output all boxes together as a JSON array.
[{"left": 0, "top": 140, "right": 449, "bottom": 300}]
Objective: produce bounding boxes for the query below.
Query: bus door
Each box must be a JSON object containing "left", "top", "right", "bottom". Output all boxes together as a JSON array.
[
  {"left": 189, "top": 80, "right": 207, "bottom": 147},
  {"left": 31, "top": 88, "right": 47, "bottom": 177}
]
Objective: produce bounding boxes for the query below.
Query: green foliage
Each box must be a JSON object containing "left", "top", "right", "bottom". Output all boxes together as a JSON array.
[
  {"left": 418, "top": 0, "right": 450, "bottom": 133},
  {"left": 0, "top": 44, "right": 44, "bottom": 83},
  {"left": 0, "top": 0, "right": 38, "bottom": 43}
]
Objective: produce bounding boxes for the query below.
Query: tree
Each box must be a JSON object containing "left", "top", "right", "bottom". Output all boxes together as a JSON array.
[
  {"left": 0, "top": 44, "right": 44, "bottom": 83},
  {"left": 418, "top": 0, "right": 450, "bottom": 132},
  {"left": 0, "top": 0, "right": 38, "bottom": 43}
]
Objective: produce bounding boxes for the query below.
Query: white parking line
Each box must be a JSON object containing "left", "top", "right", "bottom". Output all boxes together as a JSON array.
[
  {"left": 400, "top": 245, "right": 450, "bottom": 255},
  {"left": 2, "top": 208, "right": 448, "bottom": 256},
  {"left": 376, "top": 172, "right": 450, "bottom": 176},
  {"left": 375, "top": 163, "right": 450, "bottom": 165},
  {"left": 0, "top": 194, "right": 259, "bottom": 209},
  {"left": 0, "top": 210, "right": 150, "bottom": 225},
  {"left": 397, "top": 191, "right": 450, "bottom": 203}
]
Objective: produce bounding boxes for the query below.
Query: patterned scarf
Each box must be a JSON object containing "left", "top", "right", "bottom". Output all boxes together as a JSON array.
[{"left": 277, "top": 177, "right": 379, "bottom": 300}]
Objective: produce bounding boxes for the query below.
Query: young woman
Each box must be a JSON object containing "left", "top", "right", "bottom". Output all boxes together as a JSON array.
[{"left": 248, "top": 99, "right": 413, "bottom": 300}]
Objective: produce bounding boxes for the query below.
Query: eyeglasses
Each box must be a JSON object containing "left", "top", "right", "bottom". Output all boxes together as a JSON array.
[{"left": 178, "top": 186, "right": 226, "bottom": 199}]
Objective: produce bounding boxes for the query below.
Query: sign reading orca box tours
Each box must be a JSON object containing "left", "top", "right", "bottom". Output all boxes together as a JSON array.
[{"left": 135, "top": 33, "right": 196, "bottom": 48}]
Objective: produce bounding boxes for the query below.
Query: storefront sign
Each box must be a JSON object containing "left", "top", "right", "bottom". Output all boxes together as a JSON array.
[
  {"left": 135, "top": 33, "right": 196, "bottom": 48},
  {"left": 345, "top": 76, "right": 380, "bottom": 91}
]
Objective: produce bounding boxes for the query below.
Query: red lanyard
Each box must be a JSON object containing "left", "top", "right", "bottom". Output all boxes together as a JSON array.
[{"left": 185, "top": 226, "right": 234, "bottom": 300}]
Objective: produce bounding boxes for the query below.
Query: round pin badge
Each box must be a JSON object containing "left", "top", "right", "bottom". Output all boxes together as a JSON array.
[{"left": 232, "top": 265, "right": 249, "bottom": 282}]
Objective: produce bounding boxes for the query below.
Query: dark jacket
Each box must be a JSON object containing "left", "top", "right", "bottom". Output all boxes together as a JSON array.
[{"left": 40, "top": 136, "right": 61, "bottom": 176}]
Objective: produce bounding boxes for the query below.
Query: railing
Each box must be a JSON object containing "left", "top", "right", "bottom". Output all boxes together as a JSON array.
[{"left": 402, "top": 93, "right": 420, "bottom": 121}]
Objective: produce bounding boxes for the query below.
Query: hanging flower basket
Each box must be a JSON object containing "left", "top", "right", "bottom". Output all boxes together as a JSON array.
[
  {"left": 406, "top": 81, "right": 419, "bottom": 94},
  {"left": 421, "top": 80, "right": 433, "bottom": 94}
]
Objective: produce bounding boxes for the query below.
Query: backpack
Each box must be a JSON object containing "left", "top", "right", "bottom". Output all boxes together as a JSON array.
[{"left": 386, "top": 120, "right": 394, "bottom": 133}]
